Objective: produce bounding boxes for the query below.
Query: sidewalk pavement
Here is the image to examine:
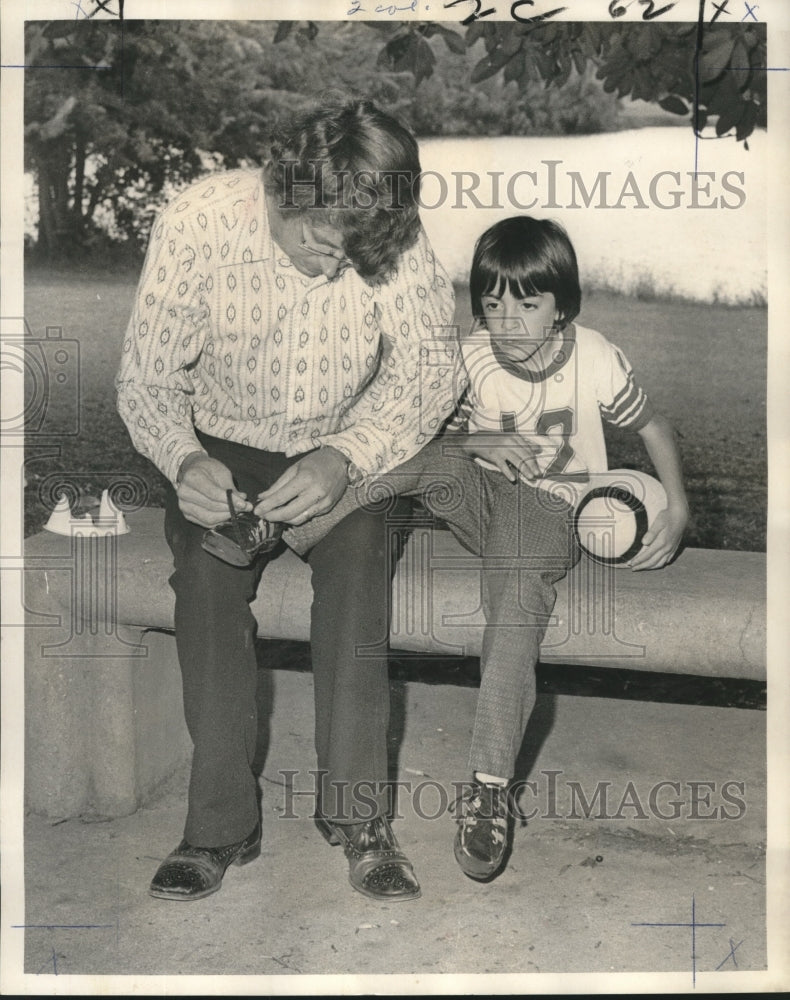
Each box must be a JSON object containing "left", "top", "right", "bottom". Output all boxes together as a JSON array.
[{"left": 10, "top": 667, "right": 775, "bottom": 993}]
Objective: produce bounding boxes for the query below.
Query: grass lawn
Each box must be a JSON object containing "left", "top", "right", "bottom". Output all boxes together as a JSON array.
[{"left": 23, "top": 270, "right": 767, "bottom": 552}]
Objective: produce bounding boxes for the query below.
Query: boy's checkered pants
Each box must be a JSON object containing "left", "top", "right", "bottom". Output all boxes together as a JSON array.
[{"left": 286, "top": 438, "right": 580, "bottom": 780}]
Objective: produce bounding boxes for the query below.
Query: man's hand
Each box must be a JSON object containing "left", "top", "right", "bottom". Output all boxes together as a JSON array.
[
  {"left": 454, "top": 432, "right": 543, "bottom": 483},
  {"left": 176, "top": 452, "right": 251, "bottom": 528},
  {"left": 628, "top": 502, "right": 689, "bottom": 571},
  {"left": 254, "top": 447, "right": 349, "bottom": 525}
]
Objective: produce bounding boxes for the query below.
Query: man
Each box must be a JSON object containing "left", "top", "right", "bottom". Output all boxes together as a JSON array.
[{"left": 116, "top": 98, "right": 459, "bottom": 902}]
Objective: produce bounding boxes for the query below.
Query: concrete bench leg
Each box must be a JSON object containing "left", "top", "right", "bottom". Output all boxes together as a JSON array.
[{"left": 25, "top": 623, "right": 191, "bottom": 818}]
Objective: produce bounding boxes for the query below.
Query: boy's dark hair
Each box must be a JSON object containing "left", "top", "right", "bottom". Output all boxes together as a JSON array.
[
  {"left": 265, "top": 98, "right": 422, "bottom": 282},
  {"left": 470, "top": 216, "right": 582, "bottom": 329}
]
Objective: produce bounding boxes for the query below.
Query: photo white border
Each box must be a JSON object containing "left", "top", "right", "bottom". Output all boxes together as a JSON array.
[{"left": 1, "top": 0, "right": 787, "bottom": 993}]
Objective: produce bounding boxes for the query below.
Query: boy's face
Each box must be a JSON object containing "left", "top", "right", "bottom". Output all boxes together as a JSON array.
[{"left": 482, "top": 288, "right": 559, "bottom": 367}]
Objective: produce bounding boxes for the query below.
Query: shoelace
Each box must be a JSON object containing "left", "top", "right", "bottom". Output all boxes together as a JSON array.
[
  {"left": 225, "top": 488, "right": 248, "bottom": 550},
  {"left": 225, "top": 489, "right": 271, "bottom": 549},
  {"left": 449, "top": 783, "right": 509, "bottom": 826}
]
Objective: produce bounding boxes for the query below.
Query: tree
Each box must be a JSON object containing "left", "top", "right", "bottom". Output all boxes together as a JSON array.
[
  {"left": 370, "top": 18, "right": 766, "bottom": 144},
  {"left": 24, "top": 20, "right": 322, "bottom": 258},
  {"left": 24, "top": 17, "right": 767, "bottom": 261}
]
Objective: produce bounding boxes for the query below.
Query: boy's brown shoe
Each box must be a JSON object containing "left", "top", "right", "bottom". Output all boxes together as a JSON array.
[
  {"left": 453, "top": 781, "right": 511, "bottom": 881},
  {"left": 202, "top": 489, "right": 282, "bottom": 566}
]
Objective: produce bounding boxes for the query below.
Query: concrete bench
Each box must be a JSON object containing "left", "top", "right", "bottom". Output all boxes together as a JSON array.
[{"left": 23, "top": 508, "right": 765, "bottom": 820}]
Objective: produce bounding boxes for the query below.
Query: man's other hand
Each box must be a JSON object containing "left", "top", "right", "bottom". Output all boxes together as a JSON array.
[{"left": 254, "top": 447, "right": 349, "bottom": 525}]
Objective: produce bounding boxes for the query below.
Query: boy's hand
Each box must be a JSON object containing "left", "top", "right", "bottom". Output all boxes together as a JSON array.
[
  {"left": 456, "top": 432, "right": 542, "bottom": 483},
  {"left": 628, "top": 502, "right": 689, "bottom": 571}
]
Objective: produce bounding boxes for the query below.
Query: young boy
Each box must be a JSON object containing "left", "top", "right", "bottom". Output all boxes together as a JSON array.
[
  {"left": 448, "top": 215, "right": 689, "bottom": 881},
  {"left": 277, "top": 214, "right": 688, "bottom": 885}
]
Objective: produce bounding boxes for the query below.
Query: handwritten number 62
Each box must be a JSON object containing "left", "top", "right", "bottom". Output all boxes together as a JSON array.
[{"left": 608, "top": 0, "right": 676, "bottom": 18}]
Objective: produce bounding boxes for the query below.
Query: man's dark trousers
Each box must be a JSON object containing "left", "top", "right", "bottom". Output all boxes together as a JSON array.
[{"left": 164, "top": 433, "right": 396, "bottom": 847}]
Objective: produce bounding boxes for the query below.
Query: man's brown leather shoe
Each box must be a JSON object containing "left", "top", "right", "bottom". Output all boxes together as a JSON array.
[
  {"left": 315, "top": 814, "right": 421, "bottom": 901},
  {"left": 149, "top": 824, "right": 261, "bottom": 901}
]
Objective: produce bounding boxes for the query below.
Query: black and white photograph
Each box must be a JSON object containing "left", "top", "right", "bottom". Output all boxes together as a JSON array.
[{"left": 1, "top": 0, "right": 788, "bottom": 993}]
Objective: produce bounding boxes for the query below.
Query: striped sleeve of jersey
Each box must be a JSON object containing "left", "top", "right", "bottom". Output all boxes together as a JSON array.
[{"left": 598, "top": 342, "right": 653, "bottom": 431}]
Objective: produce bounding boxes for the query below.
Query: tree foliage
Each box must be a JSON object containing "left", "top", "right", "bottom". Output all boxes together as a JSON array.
[
  {"left": 25, "top": 20, "right": 322, "bottom": 258},
  {"left": 24, "top": 17, "right": 767, "bottom": 261},
  {"left": 374, "top": 18, "right": 766, "bottom": 141}
]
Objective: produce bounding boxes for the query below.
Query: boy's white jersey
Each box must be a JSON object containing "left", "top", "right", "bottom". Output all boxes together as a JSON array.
[{"left": 456, "top": 323, "right": 652, "bottom": 501}]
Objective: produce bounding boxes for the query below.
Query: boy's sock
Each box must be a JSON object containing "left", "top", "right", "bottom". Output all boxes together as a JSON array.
[{"left": 474, "top": 771, "right": 508, "bottom": 787}]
